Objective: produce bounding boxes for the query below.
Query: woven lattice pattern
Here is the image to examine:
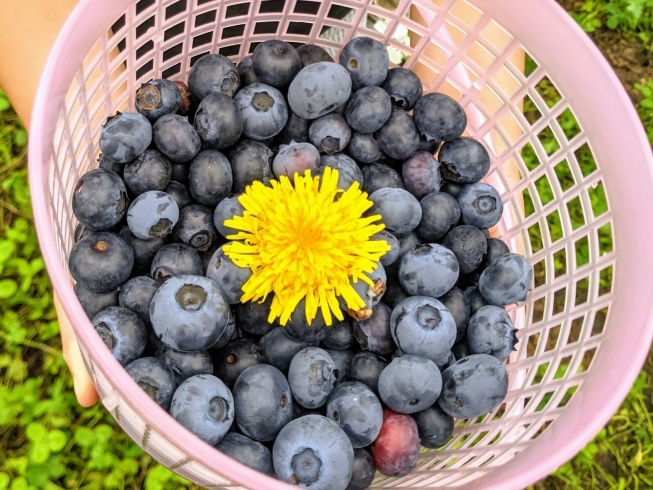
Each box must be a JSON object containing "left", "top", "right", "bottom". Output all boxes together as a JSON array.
[{"left": 44, "top": 0, "right": 615, "bottom": 487}]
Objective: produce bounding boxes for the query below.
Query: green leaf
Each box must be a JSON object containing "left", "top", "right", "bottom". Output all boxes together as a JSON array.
[
  {"left": 14, "top": 128, "right": 27, "bottom": 147},
  {"left": 0, "top": 96, "right": 10, "bottom": 112},
  {"left": 47, "top": 429, "right": 68, "bottom": 452},
  {"left": 28, "top": 441, "right": 51, "bottom": 464},
  {"left": 0, "top": 240, "right": 15, "bottom": 264},
  {"left": 25, "top": 422, "right": 47, "bottom": 442},
  {"left": 0, "top": 473, "right": 10, "bottom": 490},
  {"left": 0, "top": 279, "right": 18, "bottom": 299},
  {"left": 74, "top": 426, "right": 96, "bottom": 447}
]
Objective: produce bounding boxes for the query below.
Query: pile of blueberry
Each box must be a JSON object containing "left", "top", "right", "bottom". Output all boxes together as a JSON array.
[{"left": 68, "top": 35, "right": 533, "bottom": 489}]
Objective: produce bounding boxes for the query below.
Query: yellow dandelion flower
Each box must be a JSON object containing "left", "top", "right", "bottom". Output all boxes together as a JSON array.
[{"left": 223, "top": 167, "right": 390, "bottom": 327}]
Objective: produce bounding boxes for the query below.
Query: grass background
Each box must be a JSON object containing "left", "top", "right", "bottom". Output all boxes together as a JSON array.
[{"left": 1, "top": 1, "right": 652, "bottom": 488}]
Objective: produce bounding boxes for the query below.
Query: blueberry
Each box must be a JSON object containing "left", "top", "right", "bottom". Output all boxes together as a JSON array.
[
  {"left": 170, "top": 162, "right": 189, "bottom": 185},
  {"left": 164, "top": 180, "right": 192, "bottom": 209},
  {"left": 402, "top": 151, "right": 441, "bottom": 200},
  {"left": 464, "top": 285, "right": 489, "bottom": 315},
  {"left": 412, "top": 403, "right": 454, "bottom": 448},
  {"left": 119, "top": 227, "right": 168, "bottom": 275},
  {"left": 395, "top": 231, "right": 421, "bottom": 258},
  {"left": 72, "top": 169, "right": 128, "bottom": 231},
  {"left": 100, "top": 112, "right": 152, "bottom": 163},
  {"left": 69, "top": 232, "right": 134, "bottom": 292},
  {"left": 173, "top": 80, "right": 192, "bottom": 116},
  {"left": 194, "top": 92, "right": 243, "bottom": 149},
  {"left": 416, "top": 191, "right": 461, "bottom": 242},
  {"left": 289, "top": 347, "right": 337, "bottom": 409},
  {"left": 349, "top": 351, "right": 388, "bottom": 396},
  {"left": 466, "top": 305, "right": 517, "bottom": 362},
  {"left": 376, "top": 111, "right": 421, "bottom": 162},
  {"left": 480, "top": 238, "right": 511, "bottom": 271},
  {"left": 215, "top": 432, "right": 273, "bottom": 475},
  {"left": 233, "top": 364, "right": 293, "bottom": 441},
  {"left": 418, "top": 134, "right": 441, "bottom": 155},
  {"left": 126, "top": 357, "right": 176, "bottom": 409},
  {"left": 206, "top": 244, "right": 252, "bottom": 304},
  {"left": 228, "top": 139, "right": 273, "bottom": 193},
  {"left": 390, "top": 295, "right": 457, "bottom": 367},
  {"left": 399, "top": 244, "right": 459, "bottom": 299},
  {"left": 371, "top": 408, "right": 420, "bottom": 477},
  {"left": 378, "top": 355, "right": 442, "bottom": 414},
  {"left": 321, "top": 318, "right": 353, "bottom": 350},
  {"left": 282, "top": 298, "right": 328, "bottom": 343},
  {"left": 235, "top": 83, "right": 289, "bottom": 140},
  {"left": 188, "top": 53, "right": 240, "bottom": 100},
  {"left": 154, "top": 344, "right": 213, "bottom": 385},
  {"left": 369, "top": 188, "right": 422, "bottom": 235},
  {"left": 348, "top": 132, "right": 383, "bottom": 164},
  {"left": 354, "top": 302, "right": 395, "bottom": 355},
  {"left": 276, "top": 111, "right": 310, "bottom": 145},
  {"left": 345, "top": 262, "right": 387, "bottom": 321},
  {"left": 273, "top": 415, "right": 354, "bottom": 490},
  {"left": 339, "top": 36, "right": 389, "bottom": 90},
  {"left": 309, "top": 113, "right": 352, "bottom": 155},
  {"left": 297, "top": 44, "right": 335, "bottom": 67},
  {"left": 98, "top": 153, "right": 125, "bottom": 174},
  {"left": 380, "top": 67, "right": 423, "bottom": 111},
  {"left": 438, "top": 137, "right": 491, "bottom": 184},
  {"left": 119, "top": 276, "right": 159, "bottom": 328},
  {"left": 172, "top": 204, "right": 218, "bottom": 253},
  {"left": 272, "top": 141, "right": 321, "bottom": 181},
  {"left": 136, "top": 79, "right": 182, "bottom": 122},
  {"left": 325, "top": 349, "right": 353, "bottom": 384},
  {"left": 236, "top": 56, "right": 260, "bottom": 86},
  {"left": 346, "top": 448, "right": 376, "bottom": 490},
  {"left": 441, "top": 179, "right": 464, "bottom": 198},
  {"left": 382, "top": 283, "right": 409, "bottom": 310},
  {"left": 171, "top": 374, "right": 234, "bottom": 445},
  {"left": 209, "top": 307, "right": 238, "bottom": 351},
  {"left": 212, "top": 337, "right": 264, "bottom": 389},
  {"left": 188, "top": 150, "right": 233, "bottom": 207},
  {"left": 233, "top": 296, "right": 277, "bottom": 336},
  {"left": 438, "top": 354, "right": 508, "bottom": 419},
  {"left": 287, "top": 62, "right": 352, "bottom": 120},
  {"left": 457, "top": 182, "right": 503, "bottom": 229},
  {"left": 345, "top": 86, "right": 392, "bottom": 134},
  {"left": 413, "top": 93, "right": 467, "bottom": 143},
  {"left": 123, "top": 149, "right": 172, "bottom": 196},
  {"left": 441, "top": 225, "right": 488, "bottom": 274},
  {"left": 153, "top": 114, "right": 201, "bottom": 163},
  {"left": 452, "top": 340, "right": 472, "bottom": 360},
  {"left": 252, "top": 40, "right": 302, "bottom": 88},
  {"left": 368, "top": 231, "right": 398, "bottom": 268},
  {"left": 74, "top": 283, "right": 118, "bottom": 320},
  {"left": 391, "top": 347, "right": 405, "bottom": 361},
  {"left": 314, "top": 153, "right": 363, "bottom": 190},
  {"left": 150, "top": 243, "right": 203, "bottom": 284},
  {"left": 150, "top": 274, "right": 230, "bottom": 351},
  {"left": 127, "top": 191, "right": 179, "bottom": 240},
  {"left": 327, "top": 381, "right": 383, "bottom": 448},
  {"left": 361, "top": 163, "right": 404, "bottom": 194},
  {"left": 92, "top": 306, "right": 147, "bottom": 366},
  {"left": 478, "top": 253, "right": 533, "bottom": 306},
  {"left": 438, "top": 287, "right": 471, "bottom": 343},
  {"left": 259, "top": 328, "right": 317, "bottom": 374}
]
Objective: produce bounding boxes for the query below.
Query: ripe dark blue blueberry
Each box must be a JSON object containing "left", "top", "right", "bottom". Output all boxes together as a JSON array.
[
  {"left": 325, "top": 349, "right": 353, "bottom": 384},
  {"left": 206, "top": 244, "right": 252, "bottom": 305},
  {"left": 126, "top": 191, "right": 179, "bottom": 240},
  {"left": 465, "top": 285, "right": 490, "bottom": 315},
  {"left": 457, "top": 182, "right": 504, "bottom": 229},
  {"left": 287, "top": 62, "right": 352, "bottom": 120},
  {"left": 309, "top": 113, "right": 352, "bottom": 155},
  {"left": 438, "top": 287, "right": 471, "bottom": 342},
  {"left": 416, "top": 191, "right": 461, "bottom": 242},
  {"left": 413, "top": 93, "right": 467, "bottom": 143},
  {"left": 347, "top": 448, "right": 376, "bottom": 490},
  {"left": 72, "top": 169, "right": 128, "bottom": 231},
  {"left": 438, "top": 137, "right": 491, "bottom": 184},
  {"left": 282, "top": 299, "right": 328, "bottom": 343},
  {"left": 170, "top": 374, "right": 235, "bottom": 445},
  {"left": 135, "top": 79, "right": 182, "bottom": 122},
  {"left": 327, "top": 381, "right": 383, "bottom": 448},
  {"left": 213, "top": 195, "right": 245, "bottom": 240},
  {"left": 402, "top": 151, "right": 441, "bottom": 200},
  {"left": 480, "top": 238, "right": 511, "bottom": 271},
  {"left": 412, "top": 404, "right": 454, "bottom": 448},
  {"left": 376, "top": 111, "right": 420, "bottom": 160},
  {"left": 69, "top": 232, "right": 134, "bottom": 292},
  {"left": 74, "top": 283, "right": 118, "bottom": 320},
  {"left": 440, "top": 180, "right": 463, "bottom": 198},
  {"left": 354, "top": 302, "right": 395, "bottom": 355},
  {"left": 479, "top": 253, "right": 533, "bottom": 306},
  {"left": 150, "top": 274, "right": 231, "bottom": 351},
  {"left": 172, "top": 204, "right": 218, "bottom": 253},
  {"left": 188, "top": 150, "right": 233, "bottom": 207},
  {"left": 119, "top": 276, "right": 159, "bottom": 328},
  {"left": 212, "top": 337, "right": 264, "bottom": 389},
  {"left": 345, "top": 86, "right": 392, "bottom": 134},
  {"left": 170, "top": 162, "right": 189, "bottom": 185},
  {"left": 288, "top": 347, "right": 337, "bottom": 409},
  {"left": 233, "top": 296, "right": 277, "bottom": 336},
  {"left": 119, "top": 227, "right": 168, "bottom": 275},
  {"left": 123, "top": 149, "right": 173, "bottom": 197},
  {"left": 438, "top": 354, "right": 508, "bottom": 419},
  {"left": 126, "top": 357, "right": 176, "bottom": 409},
  {"left": 164, "top": 180, "right": 192, "bottom": 209},
  {"left": 150, "top": 243, "right": 203, "bottom": 284},
  {"left": 98, "top": 153, "right": 125, "bottom": 174},
  {"left": 442, "top": 225, "right": 488, "bottom": 274},
  {"left": 194, "top": 92, "right": 243, "bottom": 148},
  {"left": 321, "top": 318, "right": 353, "bottom": 351},
  {"left": 399, "top": 244, "right": 459, "bottom": 299},
  {"left": 369, "top": 188, "right": 422, "bottom": 235},
  {"left": 339, "top": 36, "right": 389, "bottom": 90},
  {"left": 233, "top": 364, "right": 293, "bottom": 441},
  {"left": 152, "top": 114, "right": 202, "bottom": 163},
  {"left": 349, "top": 351, "right": 388, "bottom": 396},
  {"left": 92, "top": 306, "right": 147, "bottom": 366},
  {"left": 395, "top": 231, "right": 421, "bottom": 258},
  {"left": 372, "top": 230, "right": 400, "bottom": 266},
  {"left": 452, "top": 340, "right": 472, "bottom": 360},
  {"left": 378, "top": 355, "right": 442, "bottom": 414},
  {"left": 276, "top": 111, "right": 311, "bottom": 145},
  {"left": 260, "top": 327, "right": 318, "bottom": 374},
  {"left": 348, "top": 132, "right": 383, "bottom": 164},
  {"left": 188, "top": 53, "right": 240, "bottom": 100},
  {"left": 236, "top": 56, "right": 259, "bottom": 86},
  {"left": 466, "top": 305, "right": 517, "bottom": 362},
  {"left": 315, "top": 153, "right": 363, "bottom": 190},
  {"left": 100, "top": 112, "right": 152, "bottom": 164},
  {"left": 380, "top": 67, "right": 423, "bottom": 111},
  {"left": 155, "top": 345, "right": 213, "bottom": 384},
  {"left": 345, "top": 262, "right": 387, "bottom": 320},
  {"left": 229, "top": 139, "right": 273, "bottom": 193},
  {"left": 361, "top": 163, "right": 404, "bottom": 194},
  {"left": 252, "top": 40, "right": 302, "bottom": 88},
  {"left": 297, "top": 44, "right": 335, "bottom": 67},
  {"left": 215, "top": 432, "right": 273, "bottom": 476},
  {"left": 235, "top": 83, "right": 289, "bottom": 140},
  {"left": 382, "top": 283, "right": 409, "bottom": 310}
]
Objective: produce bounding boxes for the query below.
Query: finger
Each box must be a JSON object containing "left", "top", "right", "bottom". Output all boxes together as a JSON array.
[{"left": 55, "top": 291, "right": 100, "bottom": 407}]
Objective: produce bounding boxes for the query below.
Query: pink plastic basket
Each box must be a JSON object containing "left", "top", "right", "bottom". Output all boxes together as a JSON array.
[{"left": 29, "top": 0, "right": 653, "bottom": 488}]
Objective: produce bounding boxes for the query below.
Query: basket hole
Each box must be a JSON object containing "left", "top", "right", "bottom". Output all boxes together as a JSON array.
[
  {"left": 136, "top": 16, "right": 156, "bottom": 39},
  {"left": 598, "top": 265, "right": 613, "bottom": 296},
  {"left": 136, "top": 60, "right": 154, "bottom": 81},
  {"left": 575, "top": 277, "right": 589, "bottom": 305},
  {"left": 492, "top": 403, "right": 506, "bottom": 420},
  {"left": 520, "top": 141, "right": 539, "bottom": 171},
  {"left": 526, "top": 333, "right": 540, "bottom": 358},
  {"left": 136, "top": 0, "right": 156, "bottom": 15},
  {"left": 287, "top": 22, "right": 312, "bottom": 35},
  {"left": 574, "top": 236, "right": 589, "bottom": 268},
  {"left": 248, "top": 42, "right": 260, "bottom": 54},
  {"left": 532, "top": 362, "right": 549, "bottom": 384},
  {"left": 558, "top": 385, "right": 578, "bottom": 407},
  {"left": 598, "top": 223, "right": 613, "bottom": 256},
  {"left": 553, "top": 357, "right": 572, "bottom": 379},
  {"left": 591, "top": 308, "right": 608, "bottom": 337},
  {"left": 328, "top": 4, "right": 354, "bottom": 20},
  {"left": 223, "top": 24, "right": 245, "bottom": 39},
  {"left": 197, "top": 0, "right": 215, "bottom": 4},
  {"left": 226, "top": 2, "right": 249, "bottom": 18},
  {"left": 537, "top": 126, "right": 561, "bottom": 156},
  {"left": 553, "top": 249, "right": 566, "bottom": 278},
  {"left": 524, "top": 52, "right": 539, "bottom": 78},
  {"left": 567, "top": 316, "right": 584, "bottom": 344},
  {"left": 192, "top": 32, "right": 213, "bottom": 48},
  {"left": 165, "top": 22, "right": 186, "bottom": 41},
  {"left": 190, "top": 51, "right": 210, "bottom": 67},
  {"left": 534, "top": 175, "right": 553, "bottom": 206},
  {"left": 295, "top": 1, "right": 320, "bottom": 14},
  {"left": 535, "top": 391, "right": 555, "bottom": 412},
  {"left": 533, "top": 259, "right": 546, "bottom": 288},
  {"left": 522, "top": 188, "right": 535, "bottom": 217},
  {"left": 162, "top": 63, "right": 181, "bottom": 79},
  {"left": 581, "top": 347, "right": 597, "bottom": 370},
  {"left": 531, "top": 297, "right": 545, "bottom": 324},
  {"left": 165, "top": 0, "right": 187, "bottom": 20},
  {"left": 546, "top": 210, "right": 563, "bottom": 242},
  {"left": 527, "top": 223, "right": 543, "bottom": 254},
  {"left": 534, "top": 76, "right": 562, "bottom": 107},
  {"left": 566, "top": 196, "right": 585, "bottom": 230},
  {"left": 163, "top": 43, "right": 183, "bottom": 62},
  {"left": 219, "top": 45, "right": 241, "bottom": 57},
  {"left": 533, "top": 419, "right": 552, "bottom": 436},
  {"left": 254, "top": 21, "right": 279, "bottom": 35},
  {"left": 195, "top": 10, "right": 217, "bottom": 27},
  {"left": 111, "top": 15, "right": 127, "bottom": 36},
  {"left": 552, "top": 289, "right": 566, "bottom": 316},
  {"left": 554, "top": 159, "right": 575, "bottom": 192},
  {"left": 259, "top": 0, "right": 285, "bottom": 13},
  {"left": 319, "top": 26, "right": 346, "bottom": 42},
  {"left": 544, "top": 324, "right": 561, "bottom": 351},
  {"left": 588, "top": 181, "right": 608, "bottom": 218},
  {"left": 136, "top": 40, "right": 154, "bottom": 60},
  {"left": 575, "top": 143, "right": 598, "bottom": 177},
  {"left": 523, "top": 94, "right": 542, "bottom": 125},
  {"left": 469, "top": 431, "right": 489, "bottom": 447},
  {"left": 557, "top": 107, "right": 581, "bottom": 141}
]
